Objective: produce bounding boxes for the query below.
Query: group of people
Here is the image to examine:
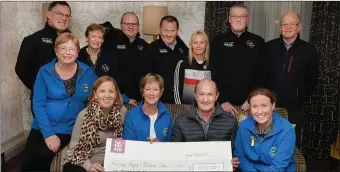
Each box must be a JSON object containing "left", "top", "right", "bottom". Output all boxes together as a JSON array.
[{"left": 14, "top": 1, "right": 318, "bottom": 172}]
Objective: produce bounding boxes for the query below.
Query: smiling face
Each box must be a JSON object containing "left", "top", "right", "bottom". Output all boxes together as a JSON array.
[
  {"left": 120, "top": 13, "right": 139, "bottom": 39},
  {"left": 195, "top": 80, "right": 219, "bottom": 113},
  {"left": 94, "top": 81, "right": 117, "bottom": 111},
  {"left": 191, "top": 34, "right": 207, "bottom": 58},
  {"left": 142, "top": 81, "right": 161, "bottom": 106},
  {"left": 280, "top": 12, "right": 301, "bottom": 42},
  {"left": 55, "top": 40, "right": 78, "bottom": 65},
  {"left": 47, "top": 4, "right": 71, "bottom": 32},
  {"left": 86, "top": 30, "right": 104, "bottom": 49},
  {"left": 160, "top": 21, "right": 178, "bottom": 46},
  {"left": 249, "top": 95, "right": 275, "bottom": 128}
]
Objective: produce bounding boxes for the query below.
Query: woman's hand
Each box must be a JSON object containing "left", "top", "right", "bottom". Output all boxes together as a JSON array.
[
  {"left": 128, "top": 99, "right": 137, "bottom": 106},
  {"left": 87, "top": 163, "right": 105, "bottom": 172},
  {"left": 231, "top": 157, "right": 240, "bottom": 170},
  {"left": 147, "top": 137, "right": 160, "bottom": 144},
  {"left": 45, "top": 135, "right": 60, "bottom": 153}
]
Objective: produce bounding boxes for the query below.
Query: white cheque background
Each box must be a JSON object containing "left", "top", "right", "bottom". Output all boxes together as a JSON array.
[{"left": 104, "top": 138, "right": 233, "bottom": 171}]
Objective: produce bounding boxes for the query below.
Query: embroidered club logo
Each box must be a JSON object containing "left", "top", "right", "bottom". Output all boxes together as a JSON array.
[
  {"left": 163, "top": 128, "right": 168, "bottom": 136},
  {"left": 269, "top": 147, "right": 277, "bottom": 157},
  {"left": 117, "top": 45, "right": 126, "bottom": 49},
  {"left": 41, "top": 38, "right": 52, "bottom": 44},
  {"left": 137, "top": 45, "right": 144, "bottom": 51},
  {"left": 178, "top": 48, "right": 184, "bottom": 54},
  {"left": 159, "top": 49, "right": 168, "bottom": 53},
  {"left": 111, "top": 139, "right": 126, "bottom": 153},
  {"left": 102, "top": 64, "right": 110, "bottom": 72},
  {"left": 224, "top": 42, "right": 234, "bottom": 47},
  {"left": 246, "top": 40, "right": 255, "bottom": 48},
  {"left": 204, "top": 71, "right": 211, "bottom": 79},
  {"left": 82, "top": 84, "right": 88, "bottom": 92}
]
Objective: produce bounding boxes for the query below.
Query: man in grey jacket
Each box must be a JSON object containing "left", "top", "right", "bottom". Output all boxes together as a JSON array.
[{"left": 172, "top": 79, "right": 240, "bottom": 170}]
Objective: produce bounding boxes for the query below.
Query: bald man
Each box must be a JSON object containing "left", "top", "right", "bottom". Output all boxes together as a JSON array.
[
  {"left": 172, "top": 79, "right": 240, "bottom": 170},
  {"left": 265, "top": 12, "right": 318, "bottom": 149}
]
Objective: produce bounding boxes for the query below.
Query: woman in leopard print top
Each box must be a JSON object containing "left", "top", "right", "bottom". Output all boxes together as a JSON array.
[{"left": 63, "top": 76, "right": 127, "bottom": 172}]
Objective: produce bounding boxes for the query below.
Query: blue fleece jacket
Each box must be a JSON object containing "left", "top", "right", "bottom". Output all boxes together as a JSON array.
[
  {"left": 234, "top": 112, "right": 296, "bottom": 172},
  {"left": 123, "top": 101, "right": 173, "bottom": 142},
  {"left": 32, "top": 59, "right": 98, "bottom": 139}
]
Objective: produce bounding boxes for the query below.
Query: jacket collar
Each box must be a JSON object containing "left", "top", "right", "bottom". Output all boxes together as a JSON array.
[
  {"left": 44, "top": 22, "right": 71, "bottom": 37},
  {"left": 187, "top": 102, "right": 225, "bottom": 119},
  {"left": 279, "top": 33, "right": 301, "bottom": 47},
  {"left": 246, "top": 111, "right": 284, "bottom": 137},
  {"left": 137, "top": 101, "right": 170, "bottom": 117},
  {"left": 43, "top": 58, "right": 89, "bottom": 79},
  {"left": 159, "top": 35, "right": 187, "bottom": 49}
]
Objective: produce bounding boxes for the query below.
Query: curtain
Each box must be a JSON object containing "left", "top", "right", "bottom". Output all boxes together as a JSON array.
[
  {"left": 244, "top": 1, "right": 313, "bottom": 42},
  {"left": 303, "top": 2, "right": 340, "bottom": 159},
  {"left": 204, "top": 1, "right": 242, "bottom": 41}
]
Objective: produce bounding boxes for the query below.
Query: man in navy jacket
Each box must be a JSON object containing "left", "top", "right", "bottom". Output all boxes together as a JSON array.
[{"left": 266, "top": 12, "right": 318, "bottom": 149}]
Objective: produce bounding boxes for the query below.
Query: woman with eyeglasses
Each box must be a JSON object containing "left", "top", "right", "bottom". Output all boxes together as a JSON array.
[
  {"left": 21, "top": 33, "right": 98, "bottom": 171},
  {"left": 78, "top": 23, "right": 137, "bottom": 106}
]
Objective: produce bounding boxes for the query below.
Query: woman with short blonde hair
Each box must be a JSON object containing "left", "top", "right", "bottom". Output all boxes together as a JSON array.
[{"left": 123, "top": 73, "right": 172, "bottom": 142}]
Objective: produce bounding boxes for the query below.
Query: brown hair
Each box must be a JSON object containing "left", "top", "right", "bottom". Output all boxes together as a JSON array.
[
  {"left": 140, "top": 73, "right": 164, "bottom": 96},
  {"left": 85, "top": 23, "right": 105, "bottom": 37},
  {"left": 48, "top": 1, "right": 71, "bottom": 14},
  {"left": 88, "top": 76, "right": 123, "bottom": 106},
  {"left": 54, "top": 33, "right": 80, "bottom": 51},
  {"left": 160, "top": 15, "right": 179, "bottom": 29},
  {"left": 120, "top": 12, "right": 139, "bottom": 24},
  {"left": 247, "top": 88, "right": 276, "bottom": 105},
  {"left": 188, "top": 31, "right": 210, "bottom": 65}
]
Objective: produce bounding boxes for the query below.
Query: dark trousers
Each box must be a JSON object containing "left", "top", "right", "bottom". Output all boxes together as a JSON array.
[
  {"left": 21, "top": 129, "right": 71, "bottom": 172},
  {"left": 287, "top": 109, "right": 304, "bottom": 149},
  {"left": 63, "top": 162, "right": 87, "bottom": 172}
]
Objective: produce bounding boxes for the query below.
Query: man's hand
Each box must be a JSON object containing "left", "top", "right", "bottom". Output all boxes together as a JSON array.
[
  {"left": 221, "top": 102, "right": 238, "bottom": 116},
  {"left": 241, "top": 100, "right": 250, "bottom": 112},
  {"left": 147, "top": 137, "right": 160, "bottom": 144},
  {"left": 87, "top": 163, "right": 105, "bottom": 172},
  {"left": 129, "top": 99, "right": 137, "bottom": 106},
  {"left": 45, "top": 135, "right": 60, "bottom": 153},
  {"left": 231, "top": 157, "right": 240, "bottom": 170}
]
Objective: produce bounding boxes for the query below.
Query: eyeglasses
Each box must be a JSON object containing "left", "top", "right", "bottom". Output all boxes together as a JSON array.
[
  {"left": 59, "top": 46, "right": 77, "bottom": 53},
  {"left": 280, "top": 23, "right": 299, "bottom": 28},
  {"left": 230, "top": 15, "right": 248, "bottom": 20},
  {"left": 50, "top": 10, "right": 71, "bottom": 19},
  {"left": 121, "top": 22, "right": 139, "bottom": 27}
]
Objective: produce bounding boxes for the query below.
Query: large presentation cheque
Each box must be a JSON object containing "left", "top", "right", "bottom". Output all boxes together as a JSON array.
[{"left": 104, "top": 138, "right": 233, "bottom": 171}]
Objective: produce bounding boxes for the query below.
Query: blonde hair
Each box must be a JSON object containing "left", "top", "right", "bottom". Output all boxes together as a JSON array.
[
  {"left": 88, "top": 76, "right": 123, "bottom": 106},
  {"left": 54, "top": 32, "right": 80, "bottom": 51},
  {"left": 140, "top": 73, "right": 164, "bottom": 96},
  {"left": 188, "top": 31, "right": 210, "bottom": 65},
  {"left": 85, "top": 23, "right": 105, "bottom": 37}
]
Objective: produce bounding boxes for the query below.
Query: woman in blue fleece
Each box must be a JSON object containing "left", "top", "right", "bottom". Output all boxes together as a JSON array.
[
  {"left": 21, "top": 33, "right": 97, "bottom": 172},
  {"left": 123, "top": 73, "right": 173, "bottom": 142},
  {"left": 77, "top": 24, "right": 137, "bottom": 106},
  {"left": 235, "top": 88, "right": 296, "bottom": 172}
]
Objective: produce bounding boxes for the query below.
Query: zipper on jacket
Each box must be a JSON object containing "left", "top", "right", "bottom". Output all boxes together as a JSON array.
[{"left": 280, "top": 64, "right": 286, "bottom": 79}]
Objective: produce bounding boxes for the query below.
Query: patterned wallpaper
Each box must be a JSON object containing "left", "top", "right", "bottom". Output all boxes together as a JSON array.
[{"left": 0, "top": 2, "right": 205, "bottom": 143}]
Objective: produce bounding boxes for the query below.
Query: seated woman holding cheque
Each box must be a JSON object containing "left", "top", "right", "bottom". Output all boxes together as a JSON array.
[
  {"left": 235, "top": 88, "right": 296, "bottom": 171},
  {"left": 123, "top": 73, "right": 173, "bottom": 142},
  {"left": 63, "top": 76, "right": 127, "bottom": 172}
]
